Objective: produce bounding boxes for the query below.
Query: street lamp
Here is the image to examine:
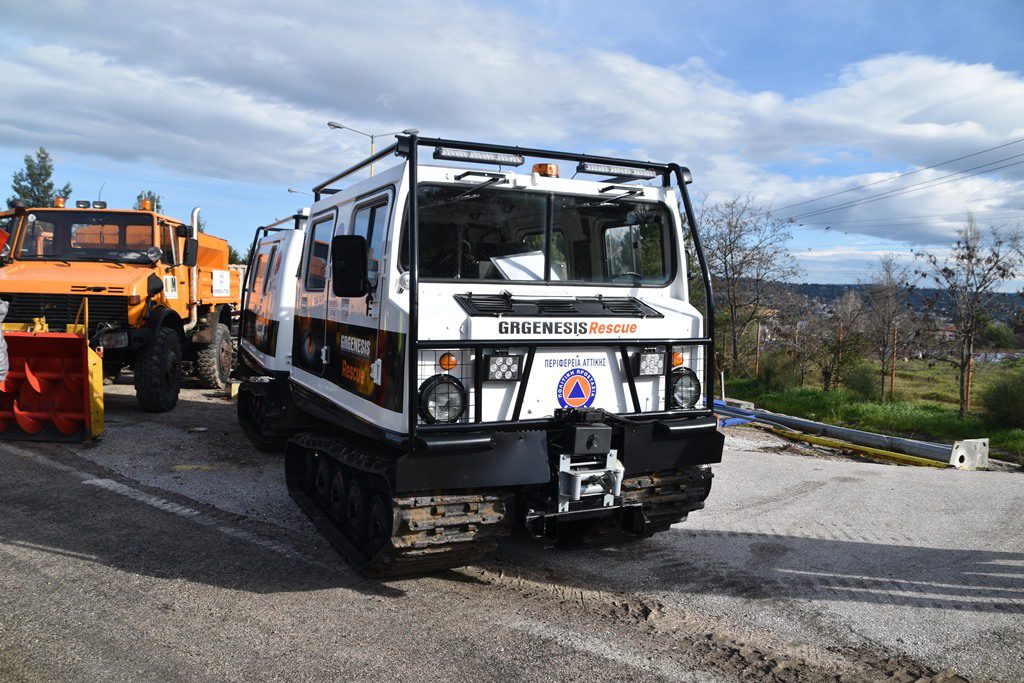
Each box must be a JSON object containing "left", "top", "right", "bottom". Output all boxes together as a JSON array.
[
  {"left": 287, "top": 187, "right": 312, "bottom": 196},
  {"left": 326, "top": 121, "right": 415, "bottom": 176}
]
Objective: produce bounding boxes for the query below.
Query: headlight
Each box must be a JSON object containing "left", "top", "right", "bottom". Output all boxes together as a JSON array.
[
  {"left": 418, "top": 374, "right": 467, "bottom": 423},
  {"left": 95, "top": 330, "right": 130, "bottom": 349},
  {"left": 633, "top": 349, "right": 665, "bottom": 377},
  {"left": 485, "top": 353, "right": 523, "bottom": 381},
  {"left": 671, "top": 368, "right": 701, "bottom": 408}
]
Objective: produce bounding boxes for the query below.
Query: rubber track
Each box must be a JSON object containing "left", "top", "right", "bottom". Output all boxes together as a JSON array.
[
  {"left": 237, "top": 386, "right": 290, "bottom": 452},
  {"left": 621, "top": 467, "right": 714, "bottom": 532},
  {"left": 286, "top": 432, "right": 512, "bottom": 577}
]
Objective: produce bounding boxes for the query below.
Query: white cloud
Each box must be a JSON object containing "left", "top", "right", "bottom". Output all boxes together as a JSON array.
[{"left": 0, "top": 2, "right": 1023, "bottom": 259}]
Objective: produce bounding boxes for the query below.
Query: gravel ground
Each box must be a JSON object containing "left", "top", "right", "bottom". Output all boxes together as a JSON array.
[{"left": 0, "top": 380, "right": 1020, "bottom": 682}]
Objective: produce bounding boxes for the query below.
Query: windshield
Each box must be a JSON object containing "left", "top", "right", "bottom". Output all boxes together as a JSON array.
[
  {"left": 411, "top": 184, "right": 673, "bottom": 285},
  {"left": 16, "top": 211, "right": 156, "bottom": 264}
]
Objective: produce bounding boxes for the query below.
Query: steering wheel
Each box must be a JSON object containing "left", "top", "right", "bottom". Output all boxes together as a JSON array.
[{"left": 436, "top": 239, "right": 476, "bottom": 275}]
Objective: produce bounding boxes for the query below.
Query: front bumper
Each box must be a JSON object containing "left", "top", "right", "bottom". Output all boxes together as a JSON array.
[{"left": 394, "top": 415, "right": 723, "bottom": 493}]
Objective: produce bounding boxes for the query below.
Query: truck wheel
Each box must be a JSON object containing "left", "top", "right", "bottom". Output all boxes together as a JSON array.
[
  {"left": 195, "top": 323, "right": 232, "bottom": 389},
  {"left": 134, "top": 326, "right": 183, "bottom": 413}
]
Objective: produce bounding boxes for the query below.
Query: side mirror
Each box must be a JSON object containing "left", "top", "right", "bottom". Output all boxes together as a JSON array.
[
  {"left": 147, "top": 273, "right": 164, "bottom": 297},
  {"left": 330, "top": 234, "right": 369, "bottom": 298},
  {"left": 182, "top": 238, "right": 199, "bottom": 268}
]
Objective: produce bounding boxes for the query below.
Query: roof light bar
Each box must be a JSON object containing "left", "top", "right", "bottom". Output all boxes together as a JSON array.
[
  {"left": 75, "top": 200, "right": 90, "bottom": 208},
  {"left": 434, "top": 147, "right": 525, "bottom": 166},
  {"left": 92, "top": 201, "right": 107, "bottom": 209},
  {"left": 575, "top": 162, "right": 658, "bottom": 179}
]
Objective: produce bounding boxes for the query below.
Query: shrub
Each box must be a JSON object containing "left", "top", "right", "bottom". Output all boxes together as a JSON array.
[
  {"left": 843, "top": 363, "right": 881, "bottom": 401},
  {"left": 756, "top": 352, "right": 800, "bottom": 392},
  {"left": 981, "top": 368, "right": 1024, "bottom": 428}
]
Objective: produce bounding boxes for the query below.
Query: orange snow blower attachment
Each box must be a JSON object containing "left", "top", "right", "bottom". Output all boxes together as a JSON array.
[{"left": 0, "top": 300, "right": 104, "bottom": 441}]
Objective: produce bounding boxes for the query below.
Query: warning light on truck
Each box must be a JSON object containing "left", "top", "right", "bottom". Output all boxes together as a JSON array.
[
  {"left": 575, "top": 161, "right": 658, "bottom": 180},
  {"left": 532, "top": 163, "right": 559, "bottom": 177},
  {"left": 433, "top": 147, "right": 525, "bottom": 167}
]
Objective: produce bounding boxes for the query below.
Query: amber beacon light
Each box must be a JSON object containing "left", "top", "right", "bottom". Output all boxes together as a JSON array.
[{"left": 532, "top": 163, "right": 559, "bottom": 177}]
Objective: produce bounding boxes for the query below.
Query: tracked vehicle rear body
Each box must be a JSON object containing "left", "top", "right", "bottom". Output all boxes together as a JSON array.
[{"left": 238, "top": 135, "right": 723, "bottom": 576}]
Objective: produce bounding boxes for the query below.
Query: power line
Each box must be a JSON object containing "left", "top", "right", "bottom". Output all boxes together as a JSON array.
[
  {"left": 794, "top": 209, "right": 1024, "bottom": 226},
  {"left": 773, "top": 136, "right": 1024, "bottom": 212},
  {"left": 784, "top": 155, "right": 1024, "bottom": 221}
]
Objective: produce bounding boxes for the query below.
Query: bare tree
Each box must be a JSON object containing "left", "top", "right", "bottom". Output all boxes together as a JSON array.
[
  {"left": 861, "top": 255, "right": 920, "bottom": 400},
  {"left": 809, "top": 291, "right": 867, "bottom": 391},
  {"left": 764, "top": 288, "right": 815, "bottom": 387},
  {"left": 917, "top": 217, "right": 1024, "bottom": 417},
  {"left": 700, "top": 195, "right": 801, "bottom": 373}
]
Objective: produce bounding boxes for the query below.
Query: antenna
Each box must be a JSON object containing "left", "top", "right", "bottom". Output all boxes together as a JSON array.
[{"left": 97, "top": 181, "right": 106, "bottom": 201}]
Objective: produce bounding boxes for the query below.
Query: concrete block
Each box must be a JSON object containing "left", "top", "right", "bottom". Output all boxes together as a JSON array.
[{"left": 949, "top": 439, "right": 988, "bottom": 470}]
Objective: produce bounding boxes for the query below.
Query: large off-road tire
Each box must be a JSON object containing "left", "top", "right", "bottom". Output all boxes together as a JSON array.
[
  {"left": 195, "top": 323, "right": 232, "bottom": 389},
  {"left": 134, "top": 326, "right": 183, "bottom": 413}
]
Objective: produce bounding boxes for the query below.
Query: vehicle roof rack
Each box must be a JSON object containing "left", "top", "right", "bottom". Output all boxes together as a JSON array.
[{"left": 312, "top": 135, "right": 683, "bottom": 200}]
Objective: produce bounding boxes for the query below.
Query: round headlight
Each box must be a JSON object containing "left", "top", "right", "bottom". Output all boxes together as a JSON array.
[
  {"left": 418, "top": 374, "right": 467, "bottom": 423},
  {"left": 672, "top": 369, "right": 701, "bottom": 408}
]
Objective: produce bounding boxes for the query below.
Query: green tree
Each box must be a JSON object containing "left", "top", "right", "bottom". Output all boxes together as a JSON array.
[
  {"left": 918, "top": 217, "right": 1024, "bottom": 417},
  {"left": 228, "top": 245, "right": 244, "bottom": 265},
  {"left": 8, "top": 147, "right": 72, "bottom": 208},
  {"left": 134, "top": 190, "right": 163, "bottom": 213}
]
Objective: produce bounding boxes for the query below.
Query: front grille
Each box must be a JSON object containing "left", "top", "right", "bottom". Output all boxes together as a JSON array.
[
  {"left": 1, "top": 293, "right": 129, "bottom": 333},
  {"left": 454, "top": 293, "right": 663, "bottom": 318}
]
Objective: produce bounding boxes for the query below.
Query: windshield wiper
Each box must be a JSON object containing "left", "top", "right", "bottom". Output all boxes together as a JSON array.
[
  {"left": 595, "top": 185, "right": 645, "bottom": 204},
  {"left": 91, "top": 257, "right": 126, "bottom": 268},
  {"left": 422, "top": 174, "right": 509, "bottom": 209}
]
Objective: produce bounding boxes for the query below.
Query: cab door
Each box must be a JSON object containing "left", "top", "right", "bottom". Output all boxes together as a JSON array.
[
  {"left": 292, "top": 210, "right": 336, "bottom": 378},
  {"left": 323, "top": 189, "right": 397, "bottom": 414}
]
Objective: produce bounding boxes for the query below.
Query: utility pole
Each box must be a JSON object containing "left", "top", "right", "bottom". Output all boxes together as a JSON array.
[
  {"left": 889, "top": 323, "right": 897, "bottom": 401},
  {"left": 754, "top": 319, "right": 762, "bottom": 377},
  {"left": 326, "top": 122, "right": 411, "bottom": 176},
  {"left": 966, "top": 352, "right": 974, "bottom": 411}
]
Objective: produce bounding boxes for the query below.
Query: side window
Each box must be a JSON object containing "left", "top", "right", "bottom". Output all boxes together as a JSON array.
[
  {"left": 604, "top": 225, "right": 636, "bottom": 278},
  {"left": 603, "top": 222, "right": 665, "bottom": 281},
  {"left": 352, "top": 199, "right": 390, "bottom": 288},
  {"left": 304, "top": 215, "right": 335, "bottom": 291},
  {"left": 250, "top": 249, "right": 270, "bottom": 295},
  {"left": 160, "top": 223, "right": 177, "bottom": 264},
  {"left": 262, "top": 246, "right": 278, "bottom": 294},
  {"left": 20, "top": 218, "right": 56, "bottom": 257}
]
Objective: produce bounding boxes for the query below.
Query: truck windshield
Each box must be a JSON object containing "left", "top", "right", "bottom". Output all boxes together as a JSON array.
[
  {"left": 16, "top": 211, "right": 156, "bottom": 264},
  {"left": 413, "top": 184, "right": 672, "bottom": 285}
]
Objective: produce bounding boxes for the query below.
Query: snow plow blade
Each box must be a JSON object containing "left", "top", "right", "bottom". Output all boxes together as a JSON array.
[{"left": 0, "top": 331, "right": 104, "bottom": 441}]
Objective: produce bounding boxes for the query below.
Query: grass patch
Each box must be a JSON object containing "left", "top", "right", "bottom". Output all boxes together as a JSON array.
[{"left": 727, "top": 378, "right": 1024, "bottom": 465}]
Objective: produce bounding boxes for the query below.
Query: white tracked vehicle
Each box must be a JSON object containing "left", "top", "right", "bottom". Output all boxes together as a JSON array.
[{"left": 237, "top": 135, "right": 724, "bottom": 576}]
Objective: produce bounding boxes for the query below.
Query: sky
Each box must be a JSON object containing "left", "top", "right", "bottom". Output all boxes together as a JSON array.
[{"left": 0, "top": 0, "right": 1022, "bottom": 283}]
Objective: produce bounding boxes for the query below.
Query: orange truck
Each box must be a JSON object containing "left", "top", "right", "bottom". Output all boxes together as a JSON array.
[{"left": 0, "top": 197, "right": 241, "bottom": 440}]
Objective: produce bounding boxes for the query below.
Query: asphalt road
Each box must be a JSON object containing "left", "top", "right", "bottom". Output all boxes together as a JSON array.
[{"left": 0, "top": 382, "right": 1021, "bottom": 682}]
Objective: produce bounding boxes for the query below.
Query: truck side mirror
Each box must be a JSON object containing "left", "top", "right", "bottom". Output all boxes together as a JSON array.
[
  {"left": 182, "top": 238, "right": 199, "bottom": 268},
  {"left": 330, "top": 235, "right": 369, "bottom": 298}
]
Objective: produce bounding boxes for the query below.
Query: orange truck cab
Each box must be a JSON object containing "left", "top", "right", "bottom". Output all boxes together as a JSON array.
[{"left": 0, "top": 200, "right": 241, "bottom": 418}]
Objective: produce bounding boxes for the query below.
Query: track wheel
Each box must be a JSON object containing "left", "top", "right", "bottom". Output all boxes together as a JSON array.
[
  {"left": 301, "top": 452, "right": 317, "bottom": 495},
  {"left": 314, "top": 456, "right": 332, "bottom": 506},
  {"left": 345, "top": 478, "right": 368, "bottom": 541},
  {"left": 328, "top": 468, "right": 348, "bottom": 525},
  {"left": 367, "top": 493, "right": 392, "bottom": 556}
]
